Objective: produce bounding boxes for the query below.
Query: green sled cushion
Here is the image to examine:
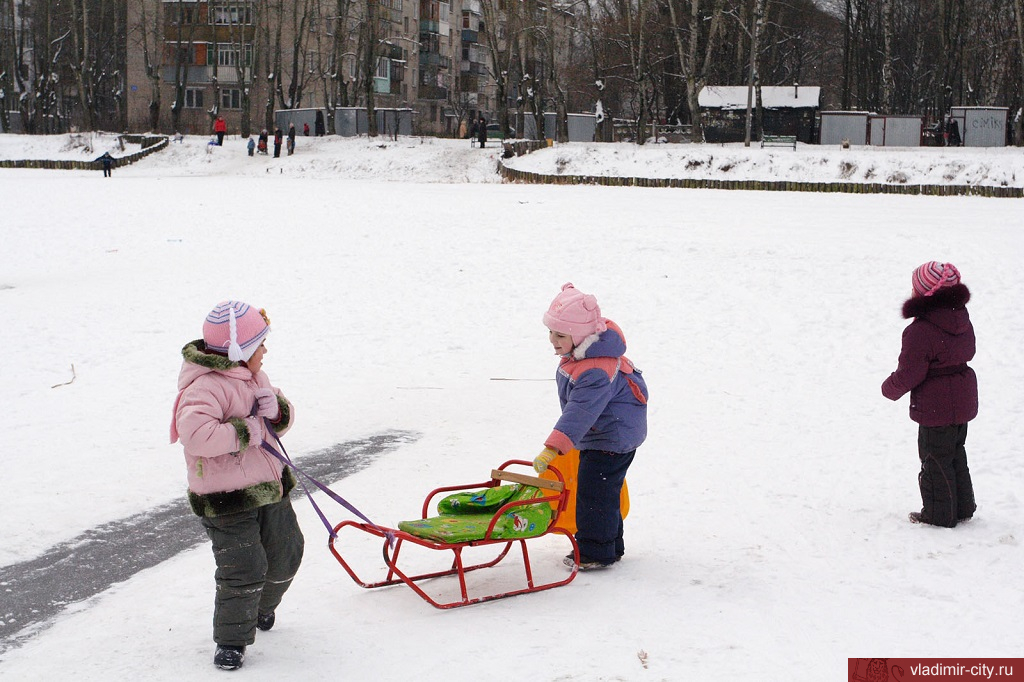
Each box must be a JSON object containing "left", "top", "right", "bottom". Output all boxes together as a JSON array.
[
  {"left": 436, "top": 484, "right": 519, "bottom": 515},
  {"left": 399, "top": 485, "right": 553, "bottom": 543}
]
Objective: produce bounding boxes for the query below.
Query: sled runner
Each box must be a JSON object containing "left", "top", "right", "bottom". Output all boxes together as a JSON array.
[{"left": 328, "top": 460, "right": 579, "bottom": 608}]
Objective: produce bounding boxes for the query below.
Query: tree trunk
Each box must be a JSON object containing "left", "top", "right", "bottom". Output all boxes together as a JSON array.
[
  {"left": 1015, "top": 0, "right": 1024, "bottom": 144},
  {"left": 880, "top": 0, "right": 893, "bottom": 111},
  {"left": 362, "top": 0, "right": 378, "bottom": 136},
  {"left": 744, "top": 0, "right": 766, "bottom": 146}
]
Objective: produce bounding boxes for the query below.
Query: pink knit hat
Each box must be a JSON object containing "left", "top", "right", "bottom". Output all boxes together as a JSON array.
[
  {"left": 203, "top": 300, "right": 270, "bottom": 362},
  {"left": 912, "top": 261, "right": 961, "bottom": 297},
  {"left": 543, "top": 282, "right": 607, "bottom": 346}
]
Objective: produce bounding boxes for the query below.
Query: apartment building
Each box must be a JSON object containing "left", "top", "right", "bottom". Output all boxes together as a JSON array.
[{"left": 125, "top": 0, "right": 499, "bottom": 137}]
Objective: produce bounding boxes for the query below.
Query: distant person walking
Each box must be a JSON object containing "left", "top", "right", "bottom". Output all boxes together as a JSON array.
[
  {"left": 214, "top": 116, "right": 227, "bottom": 146},
  {"left": 98, "top": 151, "right": 114, "bottom": 178},
  {"left": 287, "top": 123, "right": 296, "bottom": 155},
  {"left": 303, "top": 122, "right": 310, "bottom": 137},
  {"left": 273, "top": 127, "right": 283, "bottom": 158},
  {"left": 477, "top": 116, "right": 487, "bottom": 149},
  {"left": 946, "top": 116, "right": 962, "bottom": 147},
  {"left": 247, "top": 137, "right": 256, "bottom": 157}
]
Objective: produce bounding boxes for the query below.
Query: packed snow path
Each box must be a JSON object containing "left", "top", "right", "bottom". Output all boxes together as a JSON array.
[{"left": 0, "top": 431, "right": 418, "bottom": 654}]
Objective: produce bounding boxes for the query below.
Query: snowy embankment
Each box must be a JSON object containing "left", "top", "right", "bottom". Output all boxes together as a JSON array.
[
  {"left": 2, "top": 131, "right": 1022, "bottom": 188},
  {"left": 502, "top": 142, "right": 1024, "bottom": 189}
]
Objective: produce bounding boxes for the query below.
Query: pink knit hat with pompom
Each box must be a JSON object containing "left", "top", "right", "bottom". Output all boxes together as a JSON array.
[
  {"left": 912, "top": 261, "right": 961, "bottom": 297},
  {"left": 203, "top": 300, "right": 270, "bottom": 362},
  {"left": 543, "top": 283, "right": 607, "bottom": 346}
]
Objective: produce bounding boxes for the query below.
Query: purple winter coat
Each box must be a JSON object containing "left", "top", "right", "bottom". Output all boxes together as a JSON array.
[
  {"left": 544, "top": 320, "right": 649, "bottom": 456},
  {"left": 881, "top": 284, "right": 978, "bottom": 427}
]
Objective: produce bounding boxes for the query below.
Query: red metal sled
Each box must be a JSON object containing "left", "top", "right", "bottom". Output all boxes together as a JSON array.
[{"left": 328, "top": 460, "right": 579, "bottom": 609}]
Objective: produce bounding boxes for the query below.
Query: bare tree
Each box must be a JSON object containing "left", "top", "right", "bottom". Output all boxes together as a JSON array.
[
  {"left": 0, "top": 0, "right": 19, "bottom": 132},
  {"left": 358, "top": 0, "right": 378, "bottom": 136},
  {"left": 281, "top": 0, "right": 312, "bottom": 109},
  {"left": 481, "top": 0, "right": 523, "bottom": 139},
  {"left": 168, "top": 0, "right": 199, "bottom": 134},
  {"left": 318, "top": 0, "right": 358, "bottom": 132},
  {"left": 666, "top": 0, "right": 724, "bottom": 142},
  {"left": 133, "top": 0, "right": 163, "bottom": 131},
  {"left": 1015, "top": 0, "right": 1024, "bottom": 143}
]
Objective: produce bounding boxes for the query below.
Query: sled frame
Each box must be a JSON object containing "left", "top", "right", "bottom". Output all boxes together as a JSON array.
[{"left": 328, "top": 460, "right": 579, "bottom": 609}]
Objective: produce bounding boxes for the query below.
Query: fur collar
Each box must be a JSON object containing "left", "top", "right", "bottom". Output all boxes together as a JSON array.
[
  {"left": 182, "top": 339, "right": 241, "bottom": 370},
  {"left": 902, "top": 283, "right": 971, "bottom": 319}
]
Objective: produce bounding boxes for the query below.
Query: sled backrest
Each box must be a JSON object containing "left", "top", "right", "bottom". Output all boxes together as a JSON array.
[{"left": 490, "top": 469, "right": 563, "bottom": 492}]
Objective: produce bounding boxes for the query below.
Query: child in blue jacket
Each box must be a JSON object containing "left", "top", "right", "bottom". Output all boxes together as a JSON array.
[{"left": 534, "top": 283, "right": 648, "bottom": 570}]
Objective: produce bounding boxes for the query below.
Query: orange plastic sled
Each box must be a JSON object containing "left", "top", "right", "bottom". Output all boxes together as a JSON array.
[{"left": 540, "top": 449, "right": 629, "bottom": 534}]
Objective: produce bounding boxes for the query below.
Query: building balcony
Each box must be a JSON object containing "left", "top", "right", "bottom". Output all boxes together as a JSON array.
[
  {"left": 418, "top": 53, "right": 450, "bottom": 69},
  {"left": 418, "top": 84, "right": 448, "bottom": 100},
  {"left": 159, "top": 65, "right": 250, "bottom": 85}
]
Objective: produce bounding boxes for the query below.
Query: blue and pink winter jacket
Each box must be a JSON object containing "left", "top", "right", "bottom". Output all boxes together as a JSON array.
[{"left": 545, "top": 320, "right": 648, "bottom": 455}]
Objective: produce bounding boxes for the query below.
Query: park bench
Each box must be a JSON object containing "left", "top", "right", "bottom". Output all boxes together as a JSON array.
[{"left": 761, "top": 134, "right": 797, "bottom": 149}]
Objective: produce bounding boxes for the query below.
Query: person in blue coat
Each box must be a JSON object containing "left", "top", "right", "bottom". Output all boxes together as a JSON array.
[
  {"left": 97, "top": 151, "right": 114, "bottom": 177},
  {"left": 534, "top": 283, "right": 648, "bottom": 570}
]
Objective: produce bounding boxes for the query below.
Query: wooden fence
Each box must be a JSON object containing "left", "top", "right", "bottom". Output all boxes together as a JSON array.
[
  {"left": 0, "top": 134, "right": 168, "bottom": 171},
  {"left": 497, "top": 149, "right": 1024, "bottom": 198}
]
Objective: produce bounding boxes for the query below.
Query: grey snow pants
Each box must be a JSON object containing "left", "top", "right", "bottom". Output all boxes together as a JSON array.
[{"left": 200, "top": 496, "right": 304, "bottom": 646}]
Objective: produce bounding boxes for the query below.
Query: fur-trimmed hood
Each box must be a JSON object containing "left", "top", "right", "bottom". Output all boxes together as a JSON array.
[
  {"left": 178, "top": 338, "right": 252, "bottom": 384},
  {"left": 901, "top": 283, "right": 971, "bottom": 334},
  {"left": 171, "top": 338, "right": 296, "bottom": 516}
]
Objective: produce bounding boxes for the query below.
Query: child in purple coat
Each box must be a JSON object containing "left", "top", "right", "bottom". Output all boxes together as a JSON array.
[
  {"left": 882, "top": 262, "right": 978, "bottom": 527},
  {"left": 534, "top": 283, "right": 648, "bottom": 569}
]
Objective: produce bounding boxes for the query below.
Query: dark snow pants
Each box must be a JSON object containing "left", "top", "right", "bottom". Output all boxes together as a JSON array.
[
  {"left": 201, "top": 497, "right": 304, "bottom": 646},
  {"left": 576, "top": 449, "right": 635, "bottom": 563},
  {"left": 916, "top": 424, "right": 976, "bottom": 528}
]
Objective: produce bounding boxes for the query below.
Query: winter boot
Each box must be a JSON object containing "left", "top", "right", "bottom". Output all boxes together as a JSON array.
[
  {"left": 563, "top": 552, "right": 619, "bottom": 571},
  {"left": 257, "top": 611, "right": 276, "bottom": 632},
  {"left": 214, "top": 645, "right": 245, "bottom": 670}
]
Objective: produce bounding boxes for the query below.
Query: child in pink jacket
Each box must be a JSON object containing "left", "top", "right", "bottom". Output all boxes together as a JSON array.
[{"left": 170, "top": 301, "right": 303, "bottom": 670}]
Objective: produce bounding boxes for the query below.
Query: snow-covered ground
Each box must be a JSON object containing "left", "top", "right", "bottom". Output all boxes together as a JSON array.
[
  {"left": 3, "top": 130, "right": 1023, "bottom": 187},
  {"left": 0, "top": 133, "right": 1022, "bottom": 681}
]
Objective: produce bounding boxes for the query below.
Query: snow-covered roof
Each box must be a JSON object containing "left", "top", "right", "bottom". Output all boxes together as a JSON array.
[{"left": 698, "top": 85, "right": 821, "bottom": 110}]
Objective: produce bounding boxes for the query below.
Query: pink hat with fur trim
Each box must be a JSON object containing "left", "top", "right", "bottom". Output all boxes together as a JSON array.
[
  {"left": 543, "top": 282, "right": 607, "bottom": 346},
  {"left": 203, "top": 300, "right": 270, "bottom": 362},
  {"left": 912, "top": 261, "right": 961, "bottom": 297}
]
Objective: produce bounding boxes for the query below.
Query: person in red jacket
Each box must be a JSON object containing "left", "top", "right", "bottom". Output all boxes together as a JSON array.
[
  {"left": 882, "top": 261, "right": 978, "bottom": 527},
  {"left": 214, "top": 115, "right": 227, "bottom": 145}
]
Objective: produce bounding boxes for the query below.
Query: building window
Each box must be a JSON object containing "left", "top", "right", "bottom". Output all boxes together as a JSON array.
[
  {"left": 185, "top": 88, "right": 204, "bottom": 109},
  {"left": 221, "top": 88, "right": 242, "bottom": 109},
  {"left": 218, "top": 46, "right": 239, "bottom": 67},
  {"left": 307, "top": 51, "right": 318, "bottom": 73},
  {"left": 217, "top": 44, "right": 252, "bottom": 68},
  {"left": 212, "top": 4, "right": 253, "bottom": 25},
  {"left": 173, "top": 5, "right": 195, "bottom": 25}
]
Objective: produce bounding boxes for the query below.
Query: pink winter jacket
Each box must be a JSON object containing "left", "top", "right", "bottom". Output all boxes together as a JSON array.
[{"left": 171, "top": 340, "right": 295, "bottom": 517}]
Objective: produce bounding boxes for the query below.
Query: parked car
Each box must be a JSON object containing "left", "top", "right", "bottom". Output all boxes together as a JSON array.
[{"left": 486, "top": 123, "right": 503, "bottom": 139}]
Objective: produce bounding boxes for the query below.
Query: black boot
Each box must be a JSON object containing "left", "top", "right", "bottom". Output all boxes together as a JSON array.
[
  {"left": 257, "top": 611, "right": 276, "bottom": 631},
  {"left": 214, "top": 645, "right": 245, "bottom": 670}
]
